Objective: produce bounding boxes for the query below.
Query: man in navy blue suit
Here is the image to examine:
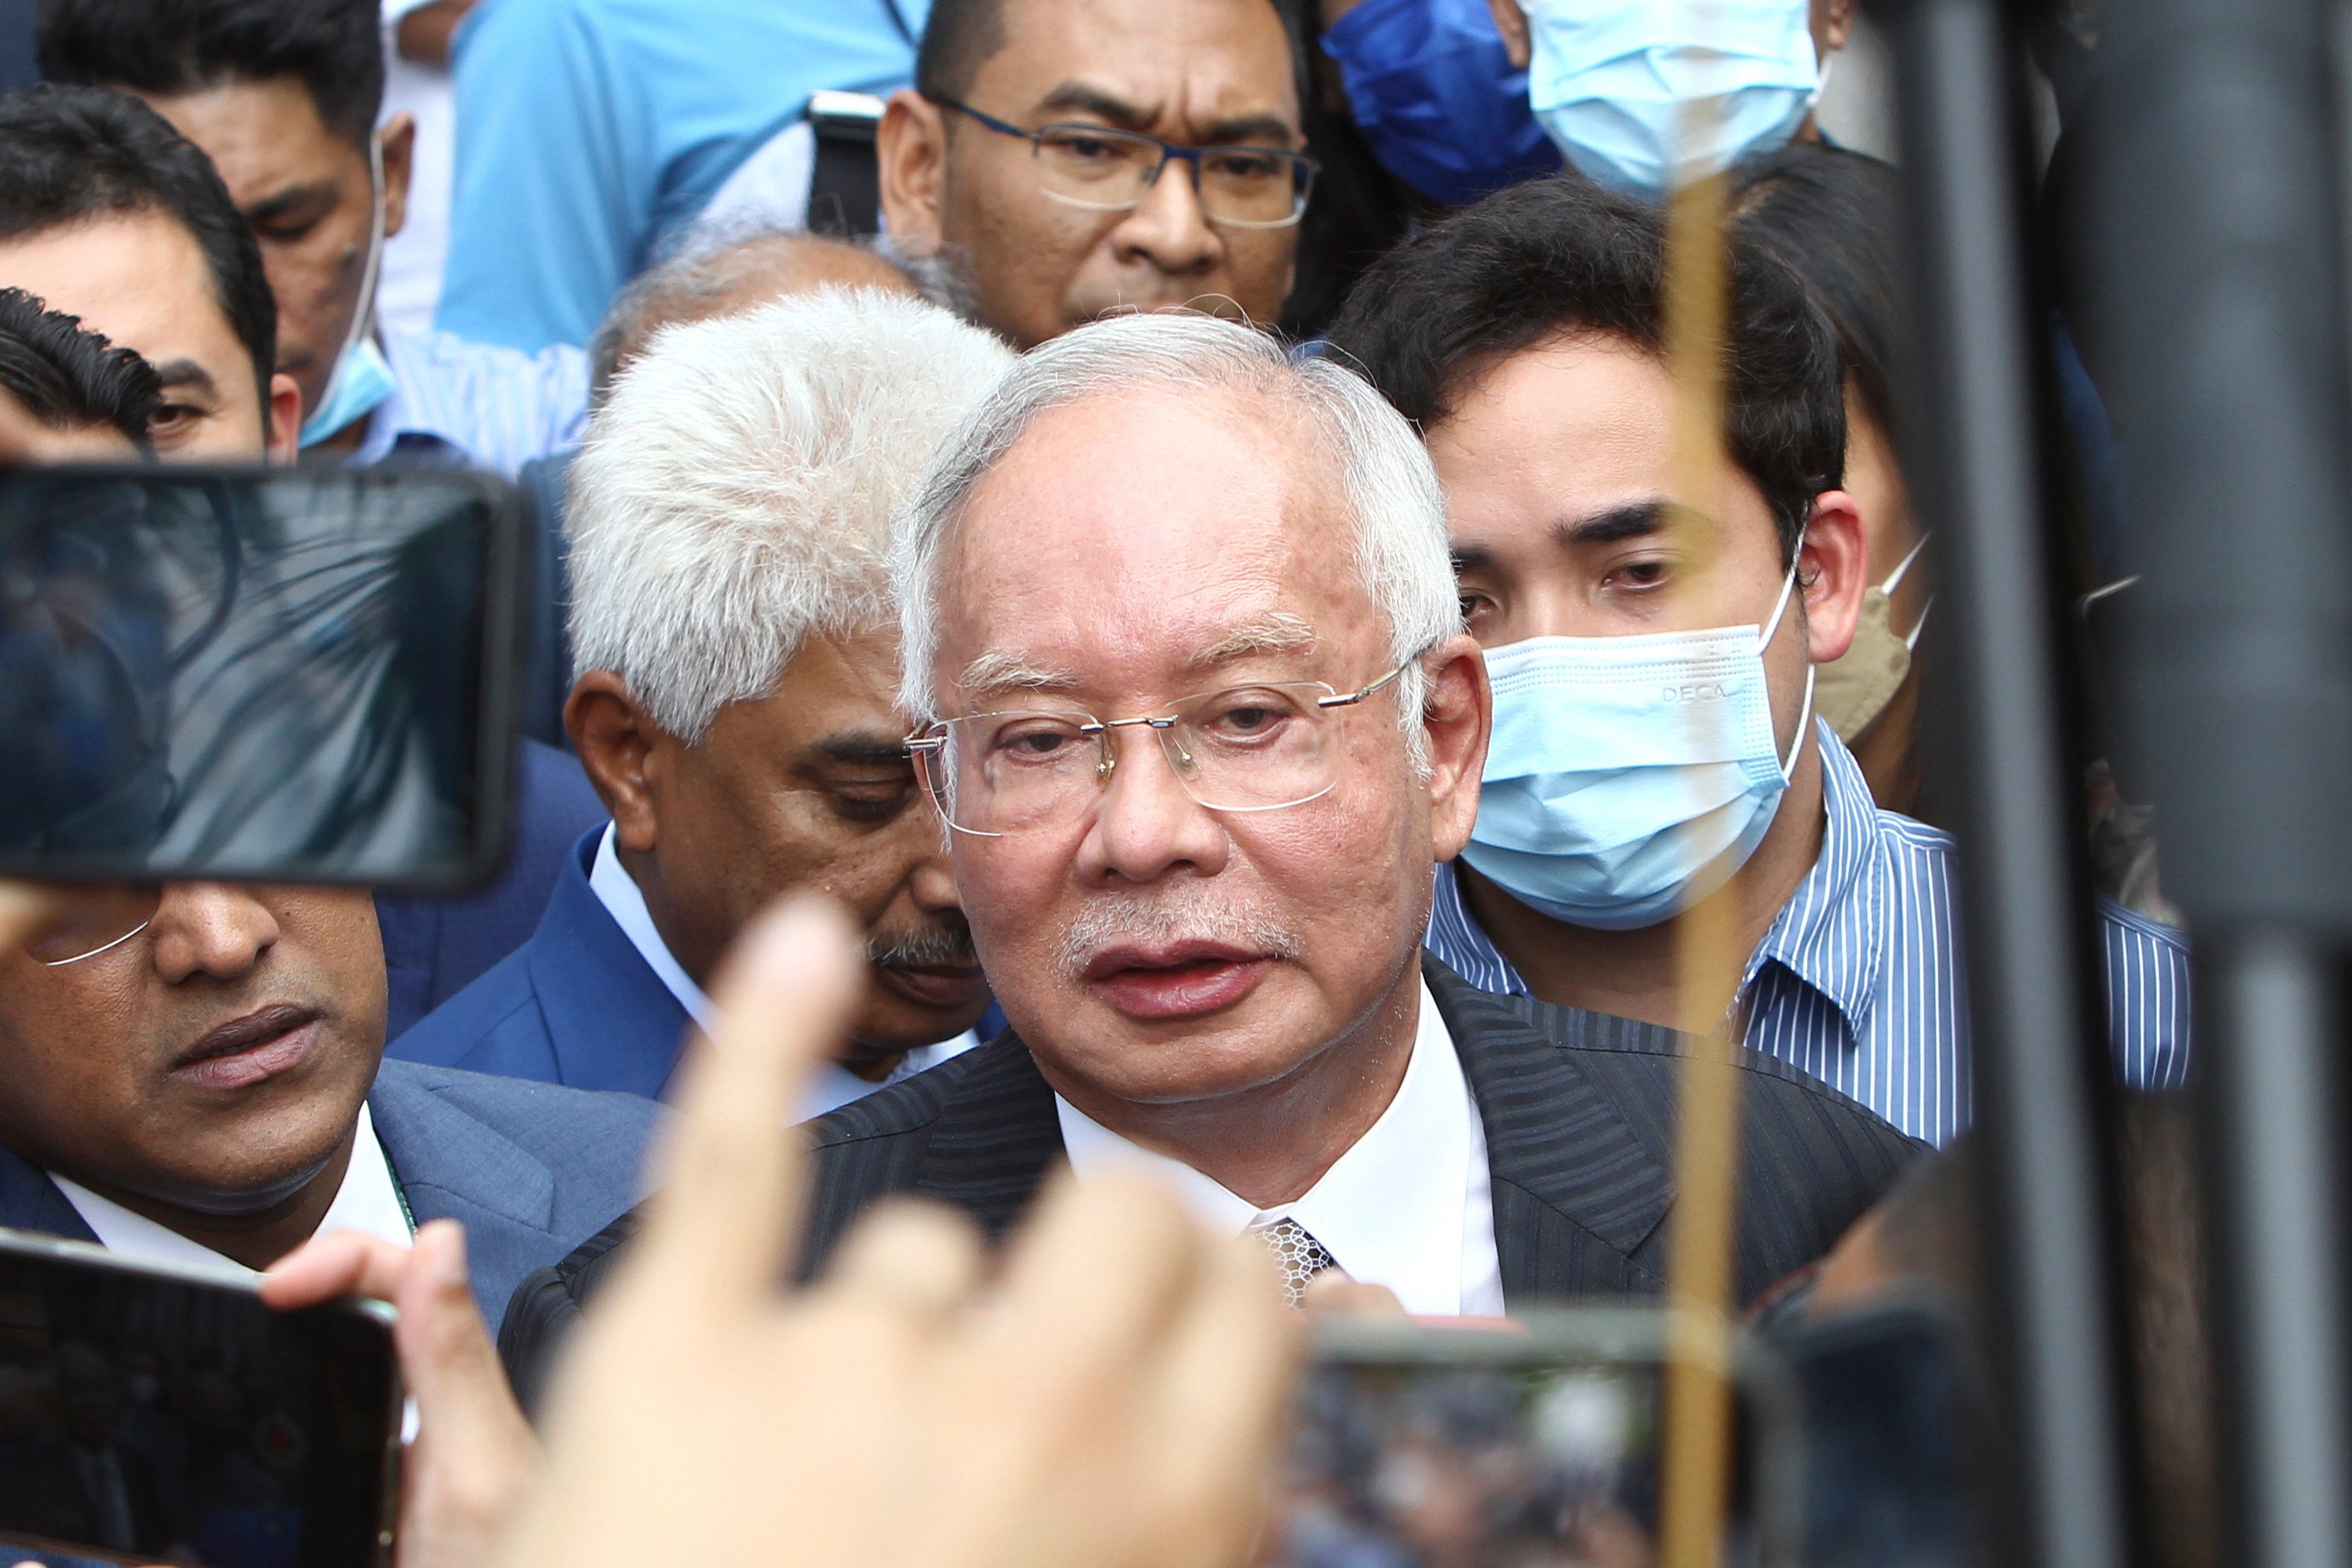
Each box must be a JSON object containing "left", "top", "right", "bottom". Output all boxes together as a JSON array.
[
  {"left": 0, "top": 879, "right": 654, "bottom": 1335},
  {"left": 389, "top": 289, "right": 1013, "bottom": 1114}
]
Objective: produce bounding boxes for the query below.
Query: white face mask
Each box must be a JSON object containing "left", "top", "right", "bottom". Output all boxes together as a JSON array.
[
  {"left": 1462, "top": 559, "right": 1814, "bottom": 931},
  {"left": 1522, "top": 0, "right": 1821, "bottom": 196}
]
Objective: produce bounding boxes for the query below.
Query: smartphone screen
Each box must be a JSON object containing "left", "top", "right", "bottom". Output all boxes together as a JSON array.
[
  {"left": 0, "top": 465, "right": 520, "bottom": 889},
  {"left": 0, "top": 1231, "right": 401, "bottom": 1568},
  {"left": 1287, "top": 1314, "right": 1792, "bottom": 1568}
]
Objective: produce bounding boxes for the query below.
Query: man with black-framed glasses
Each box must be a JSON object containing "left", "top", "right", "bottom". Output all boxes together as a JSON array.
[
  {"left": 503, "top": 312, "right": 1922, "bottom": 1374},
  {"left": 874, "top": 0, "right": 1310, "bottom": 348}
]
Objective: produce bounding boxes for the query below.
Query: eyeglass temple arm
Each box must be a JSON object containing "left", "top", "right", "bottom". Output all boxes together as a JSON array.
[{"left": 1316, "top": 661, "right": 1413, "bottom": 710}]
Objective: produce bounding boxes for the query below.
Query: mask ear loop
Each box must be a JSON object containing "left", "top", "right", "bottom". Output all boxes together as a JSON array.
[
  {"left": 1758, "top": 541, "right": 1816, "bottom": 779},
  {"left": 309, "top": 136, "right": 387, "bottom": 424},
  {"left": 1880, "top": 534, "right": 1933, "bottom": 650}
]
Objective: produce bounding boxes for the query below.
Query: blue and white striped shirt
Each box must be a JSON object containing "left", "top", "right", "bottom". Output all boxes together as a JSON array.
[
  {"left": 1425, "top": 722, "right": 2192, "bottom": 1146},
  {"left": 352, "top": 323, "right": 590, "bottom": 480}
]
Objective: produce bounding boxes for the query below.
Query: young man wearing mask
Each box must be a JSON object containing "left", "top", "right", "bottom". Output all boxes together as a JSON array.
[
  {"left": 39, "top": 0, "right": 588, "bottom": 478},
  {"left": 390, "top": 291, "right": 1010, "bottom": 1111},
  {"left": 875, "top": 0, "right": 1311, "bottom": 349},
  {"left": 1490, "top": 0, "right": 1855, "bottom": 196},
  {"left": 1330, "top": 179, "right": 2189, "bottom": 1147}
]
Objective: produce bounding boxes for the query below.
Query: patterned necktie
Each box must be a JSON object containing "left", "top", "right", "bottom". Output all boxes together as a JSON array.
[{"left": 1251, "top": 1215, "right": 1337, "bottom": 1307}]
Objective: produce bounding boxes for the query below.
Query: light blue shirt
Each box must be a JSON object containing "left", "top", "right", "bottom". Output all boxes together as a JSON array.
[
  {"left": 353, "top": 323, "right": 590, "bottom": 479},
  {"left": 435, "top": 0, "right": 926, "bottom": 352},
  {"left": 1424, "top": 722, "right": 2193, "bottom": 1146}
]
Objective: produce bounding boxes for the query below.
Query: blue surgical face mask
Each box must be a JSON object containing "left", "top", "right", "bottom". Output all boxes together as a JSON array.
[
  {"left": 1462, "top": 561, "right": 1816, "bottom": 931},
  {"left": 1522, "top": 0, "right": 1821, "bottom": 197},
  {"left": 299, "top": 136, "right": 393, "bottom": 447},
  {"left": 1322, "top": 0, "right": 1563, "bottom": 206}
]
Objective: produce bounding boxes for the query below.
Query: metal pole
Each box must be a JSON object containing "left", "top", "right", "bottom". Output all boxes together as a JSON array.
[
  {"left": 2085, "top": 1, "right": 2352, "bottom": 1562},
  {"left": 1875, "top": 3, "right": 2133, "bottom": 1566}
]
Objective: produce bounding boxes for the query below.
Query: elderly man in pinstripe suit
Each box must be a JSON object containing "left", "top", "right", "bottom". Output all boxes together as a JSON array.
[
  {"left": 1328, "top": 177, "right": 2189, "bottom": 1150},
  {"left": 497, "top": 308, "right": 1922, "bottom": 1390}
]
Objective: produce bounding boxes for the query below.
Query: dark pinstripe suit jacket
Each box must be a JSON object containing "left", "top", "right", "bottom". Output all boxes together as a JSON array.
[{"left": 498, "top": 964, "right": 1924, "bottom": 1411}]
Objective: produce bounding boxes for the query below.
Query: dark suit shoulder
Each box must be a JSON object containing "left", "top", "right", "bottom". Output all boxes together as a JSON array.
[
  {"left": 499, "top": 1036, "right": 1054, "bottom": 1419},
  {"left": 1428, "top": 966, "right": 1925, "bottom": 1307},
  {"left": 802, "top": 1032, "right": 1023, "bottom": 1147}
]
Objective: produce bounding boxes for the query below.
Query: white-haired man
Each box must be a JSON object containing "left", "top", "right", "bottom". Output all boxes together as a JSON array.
[
  {"left": 390, "top": 289, "right": 1012, "bottom": 1113},
  {"left": 504, "top": 311, "right": 1922, "bottom": 1356}
]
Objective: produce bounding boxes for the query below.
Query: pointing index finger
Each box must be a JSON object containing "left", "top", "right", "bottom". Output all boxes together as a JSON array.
[{"left": 625, "top": 895, "right": 863, "bottom": 1315}]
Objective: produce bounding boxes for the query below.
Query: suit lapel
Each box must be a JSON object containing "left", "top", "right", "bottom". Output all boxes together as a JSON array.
[
  {"left": 909, "top": 1039, "right": 1067, "bottom": 1239},
  {"left": 369, "top": 1066, "right": 557, "bottom": 1236},
  {"left": 0, "top": 1141, "right": 98, "bottom": 1242},
  {"left": 1428, "top": 964, "right": 1679, "bottom": 1300},
  {"left": 525, "top": 836, "right": 692, "bottom": 1099}
]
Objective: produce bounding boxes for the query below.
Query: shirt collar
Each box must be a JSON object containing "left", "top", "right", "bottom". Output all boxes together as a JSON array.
[
  {"left": 53, "top": 1103, "right": 412, "bottom": 1278},
  {"left": 1743, "top": 721, "right": 1887, "bottom": 1028},
  {"left": 344, "top": 323, "right": 469, "bottom": 466},
  {"left": 1053, "top": 980, "right": 1478, "bottom": 1315}
]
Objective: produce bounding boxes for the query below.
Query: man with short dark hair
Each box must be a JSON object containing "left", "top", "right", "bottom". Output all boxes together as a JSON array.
[
  {"left": 1327, "top": 177, "right": 2190, "bottom": 1146},
  {"left": 0, "top": 83, "right": 297, "bottom": 458},
  {"left": 0, "top": 284, "right": 160, "bottom": 458},
  {"left": 39, "top": 0, "right": 588, "bottom": 476},
  {"left": 874, "top": 0, "right": 1311, "bottom": 347}
]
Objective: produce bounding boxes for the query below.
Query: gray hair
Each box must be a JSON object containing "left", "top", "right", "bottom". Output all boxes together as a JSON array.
[
  {"left": 568, "top": 287, "right": 1015, "bottom": 743},
  {"left": 587, "top": 230, "right": 917, "bottom": 406},
  {"left": 893, "top": 312, "right": 1462, "bottom": 745}
]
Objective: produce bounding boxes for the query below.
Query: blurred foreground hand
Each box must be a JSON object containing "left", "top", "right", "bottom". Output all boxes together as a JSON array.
[{"left": 501, "top": 895, "right": 1297, "bottom": 1568}]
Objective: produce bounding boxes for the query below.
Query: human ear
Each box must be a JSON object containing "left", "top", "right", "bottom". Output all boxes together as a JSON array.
[
  {"left": 378, "top": 115, "right": 417, "bottom": 241},
  {"left": 1420, "top": 634, "right": 1492, "bottom": 863},
  {"left": 1487, "top": 0, "right": 1532, "bottom": 69},
  {"left": 265, "top": 372, "right": 302, "bottom": 464},
  {"left": 877, "top": 90, "right": 949, "bottom": 256},
  {"left": 566, "top": 673, "right": 666, "bottom": 855},
  {"left": 1816, "top": 0, "right": 1855, "bottom": 56},
  {"left": 1798, "top": 490, "right": 1869, "bottom": 665}
]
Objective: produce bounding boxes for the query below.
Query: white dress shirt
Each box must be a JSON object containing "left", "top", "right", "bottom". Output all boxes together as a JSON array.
[
  {"left": 587, "top": 824, "right": 978, "bottom": 1117},
  {"left": 1055, "top": 981, "right": 1506, "bottom": 1317},
  {"left": 55, "top": 1103, "right": 412, "bottom": 1277}
]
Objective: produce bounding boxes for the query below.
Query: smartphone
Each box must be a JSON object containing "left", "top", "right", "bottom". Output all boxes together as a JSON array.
[
  {"left": 1286, "top": 1311, "right": 1801, "bottom": 1568},
  {"left": 0, "top": 1228, "right": 401, "bottom": 1568},
  {"left": 1776, "top": 1295, "right": 1987, "bottom": 1568},
  {"left": 0, "top": 464, "right": 522, "bottom": 889}
]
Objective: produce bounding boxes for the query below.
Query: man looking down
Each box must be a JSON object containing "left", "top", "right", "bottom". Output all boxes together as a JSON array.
[{"left": 390, "top": 289, "right": 1010, "bottom": 1110}]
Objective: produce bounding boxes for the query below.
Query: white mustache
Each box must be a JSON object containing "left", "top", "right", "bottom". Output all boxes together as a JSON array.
[{"left": 1053, "top": 892, "right": 1304, "bottom": 976}]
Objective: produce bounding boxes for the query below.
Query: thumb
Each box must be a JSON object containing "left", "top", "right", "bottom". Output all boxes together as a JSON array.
[{"left": 396, "top": 1221, "right": 535, "bottom": 1458}]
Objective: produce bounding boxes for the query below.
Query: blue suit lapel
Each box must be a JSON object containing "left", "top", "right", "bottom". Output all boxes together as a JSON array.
[
  {"left": 370, "top": 1063, "right": 558, "bottom": 1327},
  {"left": 0, "top": 1140, "right": 98, "bottom": 1242},
  {"left": 527, "top": 832, "right": 693, "bottom": 1099}
]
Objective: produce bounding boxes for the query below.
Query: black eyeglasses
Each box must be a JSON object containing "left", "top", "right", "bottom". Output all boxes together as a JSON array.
[{"left": 930, "top": 97, "right": 1317, "bottom": 230}]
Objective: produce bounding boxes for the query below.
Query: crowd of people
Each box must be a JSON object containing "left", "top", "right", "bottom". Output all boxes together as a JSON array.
[{"left": 0, "top": 0, "right": 2202, "bottom": 1564}]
